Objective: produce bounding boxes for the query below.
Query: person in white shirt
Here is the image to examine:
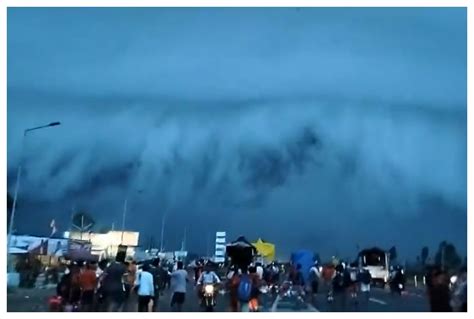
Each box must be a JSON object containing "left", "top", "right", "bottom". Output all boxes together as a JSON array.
[
  {"left": 309, "top": 261, "right": 321, "bottom": 305},
  {"left": 170, "top": 261, "right": 188, "bottom": 312},
  {"left": 197, "top": 265, "right": 221, "bottom": 286},
  {"left": 256, "top": 263, "right": 264, "bottom": 281},
  {"left": 134, "top": 264, "right": 155, "bottom": 312},
  {"left": 197, "top": 264, "right": 221, "bottom": 303}
]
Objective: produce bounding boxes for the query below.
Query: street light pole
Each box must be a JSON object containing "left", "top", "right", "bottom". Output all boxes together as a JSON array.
[
  {"left": 121, "top": 198, "right": 128, "bottom": 244},
  {"left": 160, "top": 213, "right": 166, "bottom": 252},
  {"left": 7, "top": 121, "right": 61, "bottom": 273}
]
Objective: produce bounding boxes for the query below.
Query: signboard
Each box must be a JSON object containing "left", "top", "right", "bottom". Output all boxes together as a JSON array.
[
  {"left": 68, "top": 239, "right": 92, "bottom": 252},
  {"left": 174, "top": 251, "right": 188, "bottom": 261},
  {"left": 214, "top": 231, "right": 226, "bottom": 263},
  {"left": 47, "top": 238, "right": 68, "bottom": 257},
  {"left": 10, "top": 235, "right": 67, "bottom": 257}
]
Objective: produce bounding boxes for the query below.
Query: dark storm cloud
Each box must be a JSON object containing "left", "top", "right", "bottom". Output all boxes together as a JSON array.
[{"left": 7, "top": 7, "right": 466, "bottom": 258}]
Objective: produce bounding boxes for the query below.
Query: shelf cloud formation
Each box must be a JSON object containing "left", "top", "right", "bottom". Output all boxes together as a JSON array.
[{"left": 7, "top": 7, "right": 466, "bottom": 258}]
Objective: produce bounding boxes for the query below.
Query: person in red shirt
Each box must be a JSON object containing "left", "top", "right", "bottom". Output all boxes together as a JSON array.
[{"left": 79, "top": 262, "right": 98, "bottom": 312}]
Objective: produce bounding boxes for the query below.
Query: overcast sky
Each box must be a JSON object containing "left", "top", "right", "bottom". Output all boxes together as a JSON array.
[{"left": 7, "top": 7, "right": 467, "bottom": 260}]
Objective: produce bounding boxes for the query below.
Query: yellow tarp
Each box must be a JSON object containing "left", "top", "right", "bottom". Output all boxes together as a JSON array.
[{"left": 253, "top": 238, "right": 275, "bottom": 262}]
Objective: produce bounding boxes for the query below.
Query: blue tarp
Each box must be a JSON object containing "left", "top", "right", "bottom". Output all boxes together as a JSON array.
[{"left": 290, "top": 249, "right": 314, "bottom": 283}]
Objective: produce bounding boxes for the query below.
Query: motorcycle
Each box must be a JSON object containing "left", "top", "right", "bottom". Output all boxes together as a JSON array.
[
  {"left": 201, "top": 284, "right": 216, "bottom": 312},
  {"left": 279, "top": 281, "right": 306, "bottom": 310},
  {"left": 389, "top": 280, "right": 405, "bottom": 295}
]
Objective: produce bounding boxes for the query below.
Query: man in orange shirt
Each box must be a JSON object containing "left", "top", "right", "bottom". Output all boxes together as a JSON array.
[{"left": 79, "top": 262, "right": 98, "bottom": 312}]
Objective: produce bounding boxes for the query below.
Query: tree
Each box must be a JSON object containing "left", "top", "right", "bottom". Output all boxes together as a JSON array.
[
  {"left": 421, "top": 246, "right": 429, "bottom": 266},
  {"left": 435, "top": 241, "right": 462, "bottom": 271},
  {"left": 389, "top": 246, "right": 398, "bottom": 262}
]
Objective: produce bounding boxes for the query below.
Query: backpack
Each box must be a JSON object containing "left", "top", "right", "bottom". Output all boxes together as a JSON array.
[{"left": 237, "top": 274, "right": 253, "bottom": 302}]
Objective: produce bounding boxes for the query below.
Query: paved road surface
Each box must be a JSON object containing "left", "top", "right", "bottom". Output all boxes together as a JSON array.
[{"left": 7, "top": 286, "right": 430, "bottom": 312}]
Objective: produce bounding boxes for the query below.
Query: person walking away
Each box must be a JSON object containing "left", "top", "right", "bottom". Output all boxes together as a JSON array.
[
  {"left": 290, "top": 264, "right": 305, "bottom": 297},
  {"left": 150, "top": 258, "right": 167, "bottom": 311},
  {"left": 56, "top": 266, "right": 73, "bottom": 309},
  {"left": 125, "top": 260, "right": 138, "bottom": 311},
  {"left": 345, "top": 263, "right": 359, "bottom": 310},
  {"left": 357, "top": 268, "right": 372, "bottom": 312},
  {"left": 309, "top": 261, "right": 321, "bottom": 306},
  {"left": 429, "top": 270, "right": 452, "bottom": 312},
  {"left": 68, "top": 263, "right": 82, "bottom": 310},
  {"left": 170, "top": 261, "right": 188, "bottom": 312},
  {"left": 134, "top": 264, "right": 155, "bottom": 312},
  {"left": 79, "top": 262, "right": 97, "bottom": 312},
  {"left": 95, "top": 259, "right": 108, "bottom": 312},
  {"left": 227, "top": 266, "right": 241, "bottom": 312},
  {"left": 248, "top": 266, "right": 262, "bottom": 311},
  {"left": 236, "top": 265, "right": 252, "bottom": 312},
  {"left": 103, "top": 258, "right": 128, "bottom": 312},
  {"left": 331, "top": 264, "right": 347, "bottom": 312}
]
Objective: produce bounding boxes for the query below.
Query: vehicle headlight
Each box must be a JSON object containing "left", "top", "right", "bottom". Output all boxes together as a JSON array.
[
  {"left": 204, "top": 285, "right": 214, "bottom": 294},
  {"left": 450, "top": 276, "right": 457, "bottom": 285}
]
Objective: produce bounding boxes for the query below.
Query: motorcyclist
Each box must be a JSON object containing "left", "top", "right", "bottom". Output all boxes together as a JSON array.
[
  {"left": 389, "top": 265, "right": 405, "bottom": 295},
  {"left": 197, "top": 263, "right": 221, "bottom": 306}
]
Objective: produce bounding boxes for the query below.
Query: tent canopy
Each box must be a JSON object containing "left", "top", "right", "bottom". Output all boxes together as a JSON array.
[
  {"left": 252, "top": 238, "right": 275, "bottom": 263},
  {"left": 290, "top": 249, "right": 315, "bottom": 283},
  {"left": 226, "top": 236, "right": 257, "bottom": 267}
]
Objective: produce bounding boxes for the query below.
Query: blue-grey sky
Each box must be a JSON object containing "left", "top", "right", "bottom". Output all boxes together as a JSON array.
[{"left": 7, "top": 7, "right": 467, "bottom": 260}]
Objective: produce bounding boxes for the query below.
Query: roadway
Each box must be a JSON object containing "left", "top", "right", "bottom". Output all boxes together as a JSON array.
[{"left": 7, "top": 284, "right": 430, "bottom": 312}]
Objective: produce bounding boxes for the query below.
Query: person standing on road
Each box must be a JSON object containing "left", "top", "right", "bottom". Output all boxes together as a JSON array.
[
  {"left": 357, "top": 268, "right": 372, "bottom": 312},
  {"left": 308, "top": 261, "right": 321, "bottom": 306},
  {"left": 170, "top": 261, "right": 188, "bottom": 312},
  {"left": 134, "top": 264, "right": 155, "bottom": 312},
  {"left": 331, "top": 264, "right": 347, "bottom": 312},
  {"left": 79, "top": 262, "right": 97, "bottom": 312}
]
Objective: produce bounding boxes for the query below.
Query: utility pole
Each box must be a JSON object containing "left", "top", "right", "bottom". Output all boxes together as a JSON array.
[
  {"left": 441, "top": 244, "right": 446, "bottom": 271},
  {"left": 182, "top": 226, "right": 187, "bottom": 251},
  {"left": 121, "top": 198, "right": 128, "bottom": 244},
  {"left": 160, "top": 213, "right": 166, "bottom": 252},
  {"left": 81, "top": 214, "right": 84, "bottom": 241}
]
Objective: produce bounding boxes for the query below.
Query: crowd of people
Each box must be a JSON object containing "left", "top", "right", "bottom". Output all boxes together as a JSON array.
[
  {"left": 51, "top": 257, "right": 185, "bottom": 312},
  {"left": 45, "top": 254, "right": 467, "bottom": 313}
]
